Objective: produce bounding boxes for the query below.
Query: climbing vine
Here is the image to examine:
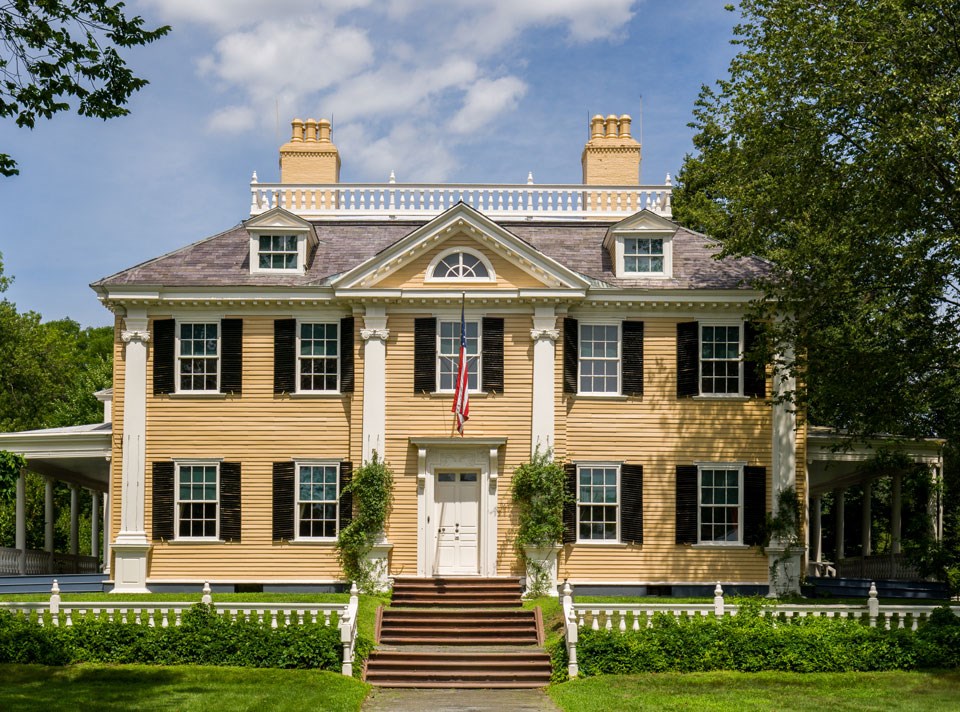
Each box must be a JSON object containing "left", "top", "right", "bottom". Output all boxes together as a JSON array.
[
  {"left": 336, "top": 452, "right": 393, "bottom": 593},
  {"left": 0, "top": 451, "right": 26, "bottom": 499}
]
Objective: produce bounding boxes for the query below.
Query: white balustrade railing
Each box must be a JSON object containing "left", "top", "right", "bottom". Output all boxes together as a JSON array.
[
  {"left": 560, "top": 581, "right": 957, "bottom": 679},
  {"left": 249, "top": 179, "right": 673, "bottom": 220},
  {"left": 0, "top": 580, "right": 361, "bottom": 676},
  {"left": 0, "top": 547, "right": 99, "bottom": 575}
]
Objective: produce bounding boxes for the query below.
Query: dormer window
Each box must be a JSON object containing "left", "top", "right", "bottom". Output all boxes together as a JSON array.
[
  {"left": 624, "top": 237, "right": 664, "bottom": 273},
  {"left": 258, "top": 235, "right": 298, "bottom": 270},
  {"left": 604, "top": 210, "right": 677, "bottom": 279},
  {"left": 426, "top": 247, "right": 496, "bottom": 282}
]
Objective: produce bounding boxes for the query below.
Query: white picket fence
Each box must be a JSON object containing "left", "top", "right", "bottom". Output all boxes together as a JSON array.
[
  {"left": 0, "top": 580, "right": 360, "bottom": 676},
  {"left": 560, "top": 581, "right": 958, "bottom": 678}
]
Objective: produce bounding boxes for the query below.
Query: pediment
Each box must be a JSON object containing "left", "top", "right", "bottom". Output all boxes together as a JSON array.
[
  {"left": 332, "top": 203, "right": 590, "bottom": 291},
  {"left": 602, "top": 209, "right": 678, "bottom": 250},
  {"left": 244, "top": 206, "right": 314, "bottom": 232}
]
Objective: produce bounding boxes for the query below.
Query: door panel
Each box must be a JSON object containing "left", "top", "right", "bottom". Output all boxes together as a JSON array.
[{"left": 435, "top": 472, "right": 480, "bottom": 575}]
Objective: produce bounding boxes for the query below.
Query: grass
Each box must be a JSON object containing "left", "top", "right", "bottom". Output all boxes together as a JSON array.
[
  {"left": 548, "top": 670, "right": 960, "bottom": 712},
  {"left": 0, "top": 664, "right": 369, "bottom": 712}
]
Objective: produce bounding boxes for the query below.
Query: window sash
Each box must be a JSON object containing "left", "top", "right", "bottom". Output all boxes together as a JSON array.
[
  {"left": 175, "top": 464, "right": 219, "bottom": 539},
  {"left": 624, "top": 237, "right": 665, "bottom": 273},
  {"left": 698, "top": 466, "right": 742, "bottom": 544},
  {"left": 296, "top": 464, "right": 339, "bottom": 539},
  {"left": 578, "top": 324, "right": 620, "bottom": 394},
  {"left": 297, "top": 322, "right": 340, "bottom": 393},
  {"left": 576, "top": 465, "right": 619, "bottom": 541},
  {"left": 437, "top": 319, "right": 480, "bottom": 392},
  {"left": 258, "top": 235, "right": 298, "bottom": 270},
  {"left": 700, "top": 324, "right": 742, "bottom": 395},
  {"left": 177, "top": 323, "right": 220, "bottom": 392}
]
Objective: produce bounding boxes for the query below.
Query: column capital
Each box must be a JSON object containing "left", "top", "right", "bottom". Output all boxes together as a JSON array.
[
  {"left": 361, "top": 328, "right": 390, "bottom": 342},
  {"left": 530, "top": 328, "right": 560, "bottom": 342},
  {"left": 121, "top": 329, "right": 151, "bottom": 344}
]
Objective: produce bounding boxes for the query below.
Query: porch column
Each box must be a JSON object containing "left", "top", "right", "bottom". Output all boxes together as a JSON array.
[
  {"left": 835, "top": 488, "right": 846, "bottom": 560},
  {"left": 768, "top": 342, "right": 800, "bottom": 595},
  {"left": 102, "top": 492, "right": 111, "bottom": 576},
  {"left": 891, "top": 472, "right": 902, "bottom": 555},
  {"left": 91, "top": 490, "right": 101, "bottom": 562},
  {"left": 811, "top": 496, "right": 822, "bottom": 563},
  {"left": 69, "top": 484, "right": 79, "bottom": 556},
  {"left": 530, "top": 307, "right": 559, "bottom": 455},
  {"left": 113, "top": 310, "right": 151, "bottom": 593},
  {"left": 15, "top": 467, "right": 26, "bottom": 575},
  {"left": 861, "top": 481, "right": 872, "bottom": 557},
  {"left": 44, "top": 476, "right": 55, "bottom": 555},
  {"left": 930, "top": 461, "right": 944, "bottom": 542},
  {"left": 360, "top": 307, "right": 389, "bottom": 463}
]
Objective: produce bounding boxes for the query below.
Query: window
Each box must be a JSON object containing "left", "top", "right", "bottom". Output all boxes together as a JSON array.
[
  {"left": 178, "top": 322, "right": 219, "bottom": 392},
  {"left": 299, "top": 322, "right": 339, "bottom": 392},
  {"left": 577, "top": 465, "right": 619, "bottom": 541},
  {"left": 427, "top": 248, "right": 495, "bottom": 281},
  {"left": 297, "top": 464, "right": 339, "bottom": 539},
  {"left": 624, "top": 237, "right": 664, "bottom": 273},
  {"left": 437, "top": 319, "right": 480, "bottom": 391},
  {"left": 258, "top": 235, "right": 299, "bottom": 270},
  {"left": 579, "top": 324, "right": 620, "bottom": 394},
  {"left": 176, "top": 464, "right": 218, "bottom": 539},
  {"left": 700, "top": 324, "right": 741, "bottom": 395},
  {"left": 699, "top": 466, "right": 742, "bottom": 544}
]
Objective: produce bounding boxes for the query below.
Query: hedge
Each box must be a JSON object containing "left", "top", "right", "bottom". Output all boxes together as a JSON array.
[
  {"left": 549, "top": 603, "right": 960, "bottom": 680},
  {"left": 0, "top": 605, "right": 373, "bottom": 676}
]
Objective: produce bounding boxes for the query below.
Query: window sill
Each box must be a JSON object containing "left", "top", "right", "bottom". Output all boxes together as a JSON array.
[
  {"left": 573, "top": 541, "right": 628, "bottom": 548},
  {"left": 691, "top": 543, "right": 751, "bottom": 550},
  {"left": 428, "top": 391, "right": 492, "bottom": 398},
  {"left": 164, "top": 539, "right": 226, "bottom": 545},
  {"left": 692, "top": 395, "right": 750, "bottom": 402},
  {"left": 288, "top": 392, "right": 346, "bottom": 399},
  {"left": 288, "top": 538, "right": 338, "bottom": 545},
  {"left": 572, "top": 394, "right": 631, "bottom": 401},
  {"left": 166, "top": 392, "right": 228, "bottom": 400}
]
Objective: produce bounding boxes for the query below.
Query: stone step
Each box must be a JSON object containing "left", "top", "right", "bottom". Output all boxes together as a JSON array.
[{"left": 365, "top": 650, "right": 552, "bottom": 688}]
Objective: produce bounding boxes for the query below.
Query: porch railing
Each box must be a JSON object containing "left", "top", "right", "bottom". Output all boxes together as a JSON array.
[
  {"left": 835, "top": 554, "right": 921, "bottom": 581},
  {"left": 0, "top": 581, "right": 361, "bottom": 676},
  {"left": 560, "top": 581, "right": 957, "bottom": 679},
  {"left": 0, "top": 547, "right": 99, "bottom": 575}
]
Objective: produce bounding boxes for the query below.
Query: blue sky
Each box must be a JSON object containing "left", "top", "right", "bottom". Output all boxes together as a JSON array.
[{"left": 0, "top": 0, "right": 739, "bottom": 327}]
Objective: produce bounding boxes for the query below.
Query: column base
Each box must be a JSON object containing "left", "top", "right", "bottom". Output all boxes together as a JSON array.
[
  {"left": 523, "top": 545, "right": 561, "bottom": 597},
  {"left": 766, "top": 544, "right": 805, "bottom": 598},
  {"left": 111, "top": 534, "right": 151, "bottom": 593},
  {"left": 363, "top": 540, "right": 394, "bottom": 594}
]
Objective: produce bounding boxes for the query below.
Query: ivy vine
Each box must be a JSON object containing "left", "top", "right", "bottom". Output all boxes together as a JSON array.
[
  {"left": 0, "top": 450, "right": 26, "bottom": 500},
  {"left": 336, "top": 452, "right": 393, "bottom": 593}
]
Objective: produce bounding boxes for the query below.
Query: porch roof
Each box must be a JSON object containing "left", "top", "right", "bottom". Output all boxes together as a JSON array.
[{"left": 0, "top": 422, "right": 111, "bottom": 492}]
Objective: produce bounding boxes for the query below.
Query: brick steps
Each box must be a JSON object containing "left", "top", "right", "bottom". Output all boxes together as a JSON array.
[
  {"left": 364, "top": 650, "right": 552, "bottom": 688},
  {"left": 390, "top": 576, "right": 524, "bottom": 608}
]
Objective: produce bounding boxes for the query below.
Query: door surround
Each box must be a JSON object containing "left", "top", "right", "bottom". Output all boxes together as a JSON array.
[{"left": 410, "top": 437, "right": 505, "bottom": 577}]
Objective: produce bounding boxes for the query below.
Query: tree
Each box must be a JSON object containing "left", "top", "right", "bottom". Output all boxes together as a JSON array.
[
  {"left": 1, "top": 1, "right": 169, "bottom": 176},
  {"left": 675, "top": 0, "right": 960, "bottom": 441}
]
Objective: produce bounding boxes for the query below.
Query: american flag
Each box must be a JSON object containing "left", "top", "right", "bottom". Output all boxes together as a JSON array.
[{"left": 451, "top": 299, "right": 470, "bottom": 435}]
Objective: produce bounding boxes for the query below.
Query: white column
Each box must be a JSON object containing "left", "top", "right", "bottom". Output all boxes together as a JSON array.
[
  {"left": 891, "top": 472, "right": 902, "bottom": 555},
  {"left": 930, "top": 461, "right": 944, "bottom": 542},
  {"left": 44, "top": 476, "right": 55, "bottom": 554},
  {"left": 360, "top": 307, "right": 389, "bottom": 463},
  {"left": 69, "top": 484, "right": 79, "bottom": 556},
  {"left": 15, "top": 467, "right": 26, "bottom": 575},
  {"left": 91, "top": 490, "right": 101, "bottom": 561},
  {"left": 861, "top": 481, "right": 872, "bottom": 557},
  {"left": 530, "top": 307, "right": 559, "bottom": 456},
  {"left": 811, "top": 496, "right": 822, "bottom": 563},
  {"left": 112, "top": 310, "right": 151, "bottom": 593},
  {"left": 768, "top": 344, "right": 800, "bottom": 595},
  {"left": 835, "top": 488, "right": 846, "bottom": 560},
  {"left": 102, "top": 490, "right": 111, "bottom": 576}
]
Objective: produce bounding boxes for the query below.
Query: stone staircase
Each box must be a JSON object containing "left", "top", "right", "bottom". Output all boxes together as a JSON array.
[{"left": 365, "top": 577, "right": 553, "bottom": 688}]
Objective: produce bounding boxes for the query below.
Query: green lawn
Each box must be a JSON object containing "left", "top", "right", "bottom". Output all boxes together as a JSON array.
[
  {"left": 548, "top": 670, "right": 960, "bottom": 712},
  {"left": 0, "top": 664, "right": 369, "bottom": 712}
]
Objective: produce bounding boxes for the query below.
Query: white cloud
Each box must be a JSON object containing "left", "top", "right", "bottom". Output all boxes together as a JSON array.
[
  {"left": 140, "top": 0, "right": 372, "bottom": 32},
  {"left": 206, "top": 105, "right": 257, "bottom": 134},
  {"left": 337, "top": 121, "right": 458, "bottom": 182},
  {"left": 449, "top": 77, "right": 527, "bottom": 134}
]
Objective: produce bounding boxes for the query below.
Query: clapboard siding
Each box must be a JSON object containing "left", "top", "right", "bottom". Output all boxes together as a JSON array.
[{"left": 380, "top": 234, "right": 547, "bottom": 290}]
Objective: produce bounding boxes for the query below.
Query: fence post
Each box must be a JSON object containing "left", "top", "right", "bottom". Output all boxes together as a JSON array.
[
  {"left": 201, "top": 581, "right": 212, "bottom": 606},
  {"left": 50, "top": 579, "right": 60, "bottom": 626},
  {"left": 714, "top": 582, "right": 725, "bottom": 617},
  {"left": 561, "top": 581, "right": 579, "bottom": 678},
  {"left": 867, "top": 582, "right": 879, "bottom": 627}
]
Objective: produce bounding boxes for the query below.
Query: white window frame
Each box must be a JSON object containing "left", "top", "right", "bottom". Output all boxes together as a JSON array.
[
  {"left": 623, "top": 236, "right": 667, "bottom": 275},
  {"left": 294, "top": 461, "right": 341, "bottom": 542},
  {"left": 436, "top": 317, "right": 482, "bottom": 393},
  {"left": 249, "top": 230, "right": 307, "bottom": 275},
  {"left": 578, "top": 322, "right": 621, "bottom": 396},
  {"left": 296, "top": 320, "right": 340, "bottom": 394},
  {"left": 175, "top": 320, "right": 221, "bottom": 394},
  {"left": 575, "top": 462, "right": 621, "bottom": 543},
  {"left": 698, "top": 321, "right": 744, "bottom": 397},
  {"left": 696, "top": 462, "right": 745, "bottom": 546},
  {"left": 614, "top": 231, "right": 672, "bottom": 278},
  {"left": 174, "top": 460, "right": 220, "bottom": 541},
  {"left": 425, "top": 246, "right": 497, "bottom": 283}
]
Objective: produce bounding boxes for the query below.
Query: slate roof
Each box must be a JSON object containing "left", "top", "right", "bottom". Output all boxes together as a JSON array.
[{"left": 92, "top": 217, "right": 770, "bottom": 291}]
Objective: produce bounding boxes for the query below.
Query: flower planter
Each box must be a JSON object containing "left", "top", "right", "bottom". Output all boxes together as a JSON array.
[{"left": 523, "top": 544, "right": 561, "bottom": 597}]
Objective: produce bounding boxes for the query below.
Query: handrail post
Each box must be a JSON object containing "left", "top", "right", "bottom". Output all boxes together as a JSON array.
[
  {"left": 562, "top": 580, "right": 579, "bottom": 678},
  {"left": 867, "top": 582, "right": 879, "bottom": 627},
  {"left": 340, "top": 583, "right": 359, "bottom": 676},
  {"left": 50, "top": 579, "right": 60, "bottom": 626},
  {"left": 201, "top": 581, "right": 212, "bottom": 606},
  {"left": 714, "top": 582, "right": 725, "bottom": 617}
]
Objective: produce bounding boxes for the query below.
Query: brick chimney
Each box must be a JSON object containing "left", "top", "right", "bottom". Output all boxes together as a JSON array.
[
  {"left": 581, "top": 114, "right": 641, "bottom": 185},
  {"left": 279, "top": 118, "right": 340, "bottom": 184}
]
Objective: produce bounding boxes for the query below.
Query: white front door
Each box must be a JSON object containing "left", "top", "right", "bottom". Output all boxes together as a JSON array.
[{"left": 434, "top": 472, "right": 480, "bottom": 575}]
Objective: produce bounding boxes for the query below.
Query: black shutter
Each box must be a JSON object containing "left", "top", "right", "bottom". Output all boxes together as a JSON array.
[
  {"left": 219, "top": 462, "right": 242, "bottom": 542},
  {"left": 152, "top": 461, "right": 175, "bottom": 540},
  {"left": 272, "top": 462, "right": 295, "bottom": 540},
  {"left": 562, "top": 463, "right": 577, "bottom": 544},
  {"left": 220, "top": 319, "right": 243, "bottom": 394},
  {"left": 620, "top": 464, "right": 643, "bottom": 544},
  {"left": 152, "top": 319, "right": 175, "bottom": 395},
  {"left": 743, "top": 466, "right": 767, "bottom": 546},
  {"left": 340, "top": 317, "right": 355, "bottom": 393},
  {"left": 676, "top": 321, "right": 699, "bottom": 398},
  {"left": 563, "top": 318, "right": 578, "bottom": 395},
  {"left": 675, "top": 465, "right": 698, "bottom": 544},
  {"left": 482, "top": 317, "right": 504, "bottom": 394},
  {"left": 339, "top": 461, "right": 354, "bottom": 530},
  {"left": 413, "top": 318, "right": 437, "bottom": 393},
  {"left": 743, "top": 322, "right": 766, "bottom": 398},
  {"left": 621, "top": 321, "right": 644, "bottom": 397},
  {"left": 274, "top": 319, "right": 296, "bottom": 394}
]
